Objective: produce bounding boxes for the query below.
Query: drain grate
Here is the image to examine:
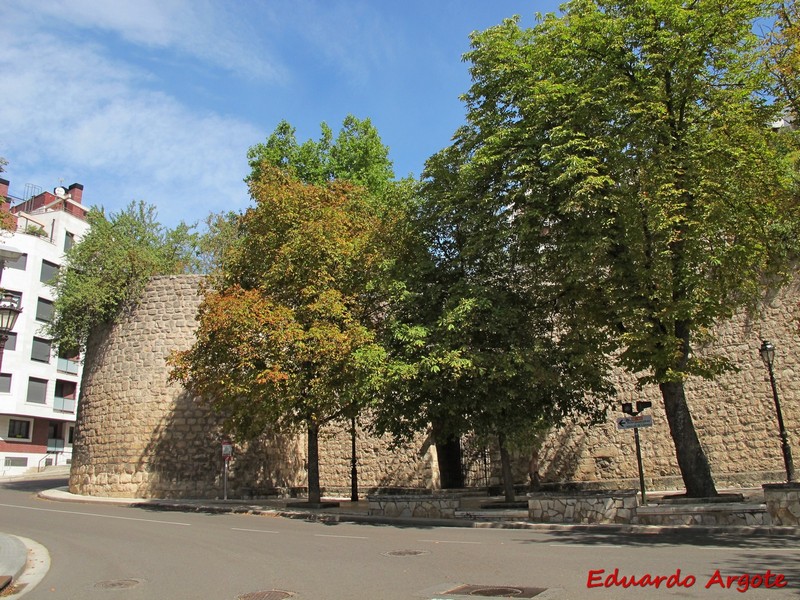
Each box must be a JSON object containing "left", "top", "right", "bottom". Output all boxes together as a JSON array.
[
  {"left": 94, "top": 579, "right": 143, "bottom": 590},
  {"left": 383, "top": 549, "right": 430, "bottom": 557},
  {"left": 237, "top": 591, "right": 293, "bottom": 600},
  {"left": 445, "top": 584, "right": 547, "bottom": 598}
]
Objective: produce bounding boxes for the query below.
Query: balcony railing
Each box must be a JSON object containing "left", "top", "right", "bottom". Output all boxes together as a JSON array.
[
  {"left": 47, "top": 438, "right": 65, "bottom": 452},
  {"left": 53, "top": 396, "right": 76, "bottom": 413},
  {"left": 57, "top": 357, "right": 80, "bottom": 375}
]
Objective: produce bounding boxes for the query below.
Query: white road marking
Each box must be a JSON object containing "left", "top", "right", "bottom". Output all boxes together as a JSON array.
[
  {"left": 232, "top": 527, "right": 279, "bottom": 534},
  {"left": 549, "top": 543, "right": 624, "bottom": 548},
  {"left": 313, "top": 534, "right": 368, "bottom": 540},
  {"left": 0, "top": 503, "right": 191, "bottom": 526},
  {"left": 419, "top": 539, "right": 482, "bottom": 545}
]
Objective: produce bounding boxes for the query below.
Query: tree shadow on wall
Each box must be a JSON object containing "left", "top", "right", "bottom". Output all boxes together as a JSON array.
[
  {"left": 374, "top": 433, "right": 436, "bottom": 491},
  {"left": 540, "top": 423, "right": 587, "bottom": 486},
  {"left": 140, "top": 390, "right": 305, "bottom": 499}
]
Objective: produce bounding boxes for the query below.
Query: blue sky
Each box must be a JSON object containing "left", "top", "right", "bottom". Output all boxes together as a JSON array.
[{"left": 0, "top": 1, "right": 560, "bottom": 227}]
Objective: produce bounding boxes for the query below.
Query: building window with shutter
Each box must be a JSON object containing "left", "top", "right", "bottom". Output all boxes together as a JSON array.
[{"left": 31, "top": 337, "right": 52, "bottom": 363}]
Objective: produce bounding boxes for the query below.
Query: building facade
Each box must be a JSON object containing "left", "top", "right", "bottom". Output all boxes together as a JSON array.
[{"left": 0, "top": 178, "right": 90, "bottom": 476}]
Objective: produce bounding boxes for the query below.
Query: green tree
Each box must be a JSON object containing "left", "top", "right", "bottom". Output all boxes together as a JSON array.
[
  {"left": 454, "top": 0, "right": 799, "bottom": 496},
  {"left": 247, "top": 115, "right": 395, "bottom": 195},
  {"left": 766, "top": 0, "right": 800, "bottom": 119},
  {"left": 377, "top": 129, "right": 615, "bottom": 499},
  {"left": 170, "top": 168, "right": 400, "bottom": 504},
  {"left": 195, "top": 210, "right": 241, "bottom": 275},
  {"left": 48, "top": 201, "right": 201, "bottom": 352}
]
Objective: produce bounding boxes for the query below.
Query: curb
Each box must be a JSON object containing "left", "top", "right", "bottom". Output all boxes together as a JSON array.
[
  {"left": 0, "top": 534, "right": 28, "bottom": 592},
  {"left": 37, "top": 488, "right": 800, "bottom": 537}
]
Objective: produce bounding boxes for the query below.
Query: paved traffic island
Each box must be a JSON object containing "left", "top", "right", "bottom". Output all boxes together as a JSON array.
[{"left": 527, "top": 489, "right": 773, "bottom": 526}]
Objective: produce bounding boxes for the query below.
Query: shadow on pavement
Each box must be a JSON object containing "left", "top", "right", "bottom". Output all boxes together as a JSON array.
[
  {"left": 519, "top": 528, "right": 800, "bottom": 549},
  {"left": 1, "top": 477, "right": 69, "bottom": 493}
]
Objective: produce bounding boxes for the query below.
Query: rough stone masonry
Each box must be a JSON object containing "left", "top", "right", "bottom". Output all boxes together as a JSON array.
[{"left": 69, "top": 275, "right": 800, "bottom": 498}]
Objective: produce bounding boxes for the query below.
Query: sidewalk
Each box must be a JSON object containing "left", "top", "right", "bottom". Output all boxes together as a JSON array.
[{"left": 36, "top": 485, "right": 798, "bottom": 534}]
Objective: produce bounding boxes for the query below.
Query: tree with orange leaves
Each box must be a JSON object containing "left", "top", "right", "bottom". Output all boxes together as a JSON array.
[{"left": 170, "top": 166, "right": 400, "bottom": 504}]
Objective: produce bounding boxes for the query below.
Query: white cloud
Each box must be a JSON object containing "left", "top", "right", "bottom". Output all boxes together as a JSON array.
[
  {"left": 0, "top": 14, "right": 260, "bottom": 225},
  {"left": 5, "top": 0, "right": 285, "bottom": 82}
]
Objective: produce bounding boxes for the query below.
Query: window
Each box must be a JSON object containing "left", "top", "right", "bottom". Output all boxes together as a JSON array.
[
  {"left": 7, "top": 418, "right": 31, "bottom": 440},
  {"left": 31, "top": 337, "right": 52, "bottom": 363},
  {"left": 26, "top": 377, "right": 47, "bottom": 404},
  {"left": 36, "top": 298, "right": 54, "bottom": 322},
  {"left": 40, "top": 260, "right": 59, "bottom": 283},
  {"left": 47, "top": 422, "right": 64, "bottom": 452},
  {"left": 54, "top": 380, "right": 77, "bottom": 412},
  {"left": 68, "top": 426, "right": 75, "bottom": 445},
  {"left": 64, "top": 231, "right": 75, "bottom": 252},
  {"left": 4, "top": 457, "right": 28, "bottom": 468},
  {"left": 3, "top": 332, "right": 16, "bottom": 352},
  {"left": 5, "top": 253, "right": 27, "bottom": 271},
  {"left": 0, "top": 374, "right": 10, "bottom": 393}
]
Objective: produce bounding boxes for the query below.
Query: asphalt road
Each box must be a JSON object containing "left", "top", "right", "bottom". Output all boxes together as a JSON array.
[{"left": 1, "top": 477, "right": 799, "bottom": 600}]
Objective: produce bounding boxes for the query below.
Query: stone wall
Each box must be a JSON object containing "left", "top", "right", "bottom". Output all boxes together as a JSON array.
[
  {"left": 532, "top": 280, "right": 800, "bottom": 490},
  {"left": 763, "top": 483, "right": 800, "bottom": 526},
  {"left": 527, "top": 490, "right": 639, "bottom": 524},
  {"left": 69, "top": 276, "right": 437, "bottom": 498},
  {"left": 70, "top": 275, "right": 800, "bottom": 498},
  {"left": 368, "top": 493, "right": 461, "bottom": 519}
]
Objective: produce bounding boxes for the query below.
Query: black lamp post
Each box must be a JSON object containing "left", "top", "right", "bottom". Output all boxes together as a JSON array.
[
  {"left": 759, "top": 340, "right": 795, "bottom": 483},
  {"left": 0, "top": 293, "right": 22, "bottom": 372}
]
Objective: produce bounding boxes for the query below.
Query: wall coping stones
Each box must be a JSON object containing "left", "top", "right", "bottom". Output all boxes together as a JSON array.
[
  {"left": 528, "top": 489, "right": 639, "bottom": 499},
  {"left": 637, "top": 503, "right": 767, "bottom": 515}
]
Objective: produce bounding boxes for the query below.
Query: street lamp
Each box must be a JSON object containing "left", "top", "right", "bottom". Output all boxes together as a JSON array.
[
  {"left": 759, "top": 340, "right": 795, "bottom": 482},
  {"left": 0, "top": 293, "right": 22, "bottom": 372}
]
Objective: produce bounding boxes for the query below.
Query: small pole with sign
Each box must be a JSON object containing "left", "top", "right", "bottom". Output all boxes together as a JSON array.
[
  {"left": 618, "top": 402, "right": 652, "bottom": 505},
  {"left": 221, "top": 440, "right": 233, "bottom": 500}
]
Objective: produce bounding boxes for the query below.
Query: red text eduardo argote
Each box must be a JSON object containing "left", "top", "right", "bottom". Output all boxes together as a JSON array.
[{"left": 587, "top": 568, "right": 787, "bottom": 592}]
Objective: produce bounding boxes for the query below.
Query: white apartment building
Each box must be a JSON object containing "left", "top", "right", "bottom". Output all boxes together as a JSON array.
[{"left": 0, "top": 178, "right": 90, "bottom": 476}]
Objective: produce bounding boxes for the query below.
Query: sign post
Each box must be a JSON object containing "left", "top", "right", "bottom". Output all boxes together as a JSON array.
[
  {"left": 618, "top": 402, "right": 653, "bottom": 505},
  {"left": 221, "top": 441, "right": 233, "bottom": 501}
]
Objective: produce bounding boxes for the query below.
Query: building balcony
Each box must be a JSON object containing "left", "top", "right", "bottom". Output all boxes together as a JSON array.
[
  {"left": 53, "top": 395, "right": 76, "bottom": 413},
  {"left": 57, "top": 357, "right": 79, "bottom": 375},
  {"left": 47, "top": 438, "right": 65, "bottom": 452}
]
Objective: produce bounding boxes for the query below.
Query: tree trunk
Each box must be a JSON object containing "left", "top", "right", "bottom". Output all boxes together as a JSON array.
[
  {"left": 528, "top": 445, "right": 541, "bottom": 491},
  {"left": 307, "top": 420, "right": 322, "bottom": 504},
  {"left": 660, "top": 381, "right": 718, "bottom": 497},
  {"left": 433, "top": 424, "right": 464, "bottom": 489},
  {"left": 498, "top": 433, "right": 515, "bottom": 502}
]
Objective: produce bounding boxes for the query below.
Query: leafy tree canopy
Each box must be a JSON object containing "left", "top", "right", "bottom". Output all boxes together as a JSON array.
[
  {"left": 170, "top": 167, "right": 403, "bottom": 502},
  {"left": 443, "top": 0, "right": 799, "bottom": 496},
  {"left": 246, "top": 115, "right": 396, "bottom": 196},
  {"left": 48, "top": 201, "right": 201, "bottom": 352}
]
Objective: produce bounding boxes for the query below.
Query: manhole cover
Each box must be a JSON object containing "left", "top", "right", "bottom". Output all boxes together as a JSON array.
[
  {"left": 446, "top": 584, "right": 547, "bottom": 598},
  {"left": 383, "top": 549, "right": 430, "bottom": 557},
  {"left": 94, "top": 579, "right": 143, "bottom": 590},
  {"left": 237, "top": 591, "right": 293, "bottom": 600}
]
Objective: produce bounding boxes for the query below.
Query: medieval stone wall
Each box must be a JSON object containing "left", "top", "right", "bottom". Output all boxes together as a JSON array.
[
  {"left": 69, "top": 276, "right": 437, "bottom": 498},
  {"left": 70, "top": 275, "right": 800, "bottom": 498},
  {"left": 533, "top": 280, "right": 800, "bottom": 490}
]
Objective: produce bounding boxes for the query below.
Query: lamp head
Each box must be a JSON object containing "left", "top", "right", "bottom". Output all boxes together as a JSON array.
[
  {"left": 760, "top": 340, "right": 775, "bottom": 368},
  {"left": 0, "top": 293, "right": 21, "bottom": 333}
]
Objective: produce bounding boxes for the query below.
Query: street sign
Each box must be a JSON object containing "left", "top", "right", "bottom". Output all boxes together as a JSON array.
[
  {"left": 221, "top": 442, "right": 233, "bottom": 457},
  {"left": 616, "top": 415, "right": 653, "bottom": 430}
]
